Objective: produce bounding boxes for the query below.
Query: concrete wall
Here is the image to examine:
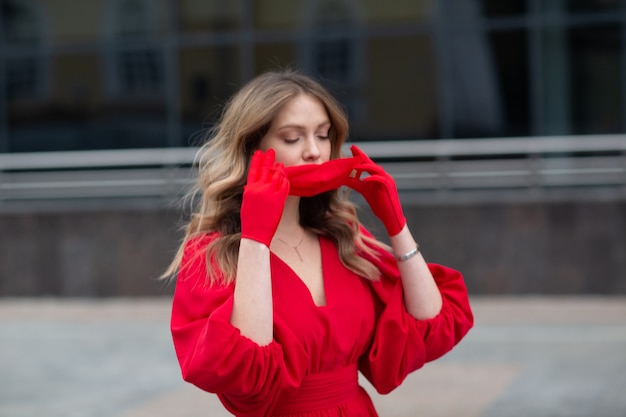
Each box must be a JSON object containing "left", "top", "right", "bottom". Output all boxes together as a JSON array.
[
  {"left": 402, "top": 202, "right": 626, "bottom": 294},
  {"left": 0, "top": 208, "right": 180, "bottom": 297},
  {"left": 1, "top": 200, "right": 625, "bottom": 297}
]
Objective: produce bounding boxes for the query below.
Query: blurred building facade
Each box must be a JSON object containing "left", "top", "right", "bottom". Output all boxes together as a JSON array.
[
  {"left": 2, "top": 0, "right": 625, "bottom": 152},
  {"left": 1, "top": 0, "right": 625, "bottom": 296}
]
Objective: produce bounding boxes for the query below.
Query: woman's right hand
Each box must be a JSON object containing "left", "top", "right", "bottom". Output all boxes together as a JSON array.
[{"left": 240, "top": 149, "right": 289, "bottom": 247}]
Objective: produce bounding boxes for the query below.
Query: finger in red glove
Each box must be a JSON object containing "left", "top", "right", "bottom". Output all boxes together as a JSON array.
[{"left": 240, "top": 149, "right": 290, "bottom": 246}]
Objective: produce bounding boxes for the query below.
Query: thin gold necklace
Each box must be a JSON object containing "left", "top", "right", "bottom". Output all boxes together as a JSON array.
[{"left": 276, "top": 233, "right": 305, "bottom": 262}]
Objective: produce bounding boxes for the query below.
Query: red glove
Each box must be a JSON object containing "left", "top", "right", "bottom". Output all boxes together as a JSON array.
[
  {"left": 240, "top": 149, "right": 289, "bottom": 246},
  {"left": 343, "top": 145, "right": 406, "bottom": 236}
]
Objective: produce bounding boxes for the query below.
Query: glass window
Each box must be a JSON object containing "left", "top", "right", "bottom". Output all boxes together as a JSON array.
[
  {"left": 117, "top": 48, "right": 164, "bottom": 95},
  {"left": 569, "top": 25, "right": 621, "bottom": 134},
  {"left": 365, "top": 1, "right": 433, "bottom": 25},
  {"left": 2, "top": 0, "right": 43, "bottom": 101},
  {"left": 444, "top": 0, "right": 526, "bottom": 20},
  {"left": 307, "top": 0, "right": 357, "bottom": 84},
  {"left": 438, "top": 0, "right": 527, "bottom": 139},
  {"left": 482, "top": 0, "right": 527, "bottom": 17},
  {"left": 1, "top": 0, "right": 40, "bottom": 43},
  {"left": 178, "top": 0, "right": 242, "bottom": 33},
  {"left": 2, "top": 0, "right": 46, "bottom": 152},
  {"left": 118, "top": 0, "right": 154, "bottom": 37},
  {"left": 567, "top": 0, "right": 620, "bottom": 12},
  {"left": 111, "top": 0, "right": 164, "bottom": 97},
  {"left": 478, "top": 29, "right": 530, "bottom": 138},
  {"left": 254, "top": 43, "right": 295, "bottom": 74},
  {"left": 5, "top": 56, "right": 40, "bottom": 101},
  {"left": 95, "top": 0, "right": 169, "bottom": 149},
  {"left": 314, "top": 39, "right": 351, "bottom": 82},
  {"left": 540, "top": 26, "right": 571, "bottom": 135},
  {"left": 361, "top": 36, "right": 438, "bottom": 140},
  {"left": 294, "top": 0, "right": 363, "bottom": 127},
  {"left": 252, "top": 0, "right": 300, "bottom": 30},
  {"left": 179, "top": 45, "right": 241, "bottom": 145},
  {"left": 2, "top": 0, "right": 626, "bottom": 153}
]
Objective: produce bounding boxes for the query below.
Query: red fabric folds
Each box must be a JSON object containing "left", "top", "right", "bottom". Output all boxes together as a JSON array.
[
  {"left": 170, "top": 234, "right": 308, "bottom": 416},
  {"left": 273, "top": 364, "right": 359, "bottom": 415},
  {"left": 357, "top": 227, "right": 474, "bottom": 394},
  {"left": 284, "top": 154, "right": 366, "bottom": 196},
  {"left": 170, "top": 232, "right": 474, "bottom": 416}
]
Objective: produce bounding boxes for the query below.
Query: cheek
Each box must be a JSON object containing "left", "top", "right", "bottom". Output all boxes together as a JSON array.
[
  {"left": 257, "top": 137, "right": 271, "bottom": 152},
  {"left": 257, "top": 137, "right": 289, "bottom": 163},
  {"left": 270, "top": 147, "right": 297, "bottom": 166},
  {"left": 321, "top": 141, "right": 332, "bottom": 161}
]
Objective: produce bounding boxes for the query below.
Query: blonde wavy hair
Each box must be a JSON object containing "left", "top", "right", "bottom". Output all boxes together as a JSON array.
[{"left": 164, "top": 70, "right": 384, "bottom": 285}]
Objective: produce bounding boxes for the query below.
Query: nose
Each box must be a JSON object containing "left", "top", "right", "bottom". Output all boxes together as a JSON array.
[{"left": 303, "top": 136, "right": 321, "bottom": 162}]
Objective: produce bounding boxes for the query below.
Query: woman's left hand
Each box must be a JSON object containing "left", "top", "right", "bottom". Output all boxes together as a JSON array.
[{"left": 343, "top": 145, "right": 406, "bottom": 237}]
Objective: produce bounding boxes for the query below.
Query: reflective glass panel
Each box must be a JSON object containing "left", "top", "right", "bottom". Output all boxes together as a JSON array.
[
  {"left": 488, "top": 30, "right": 530, "bottom": 137},
  {"left": 3, "top": 0, "right": 170, "bottom": 152},
  {"left": 178, "top": 0, "right": 243, "bottom": 33},
  {"left": 359, "top": 36, "right": 438, "bottom": 140},
  {"left": 569, "top": 25, "right": 621, "bottom": 134},
  {"left": 179, "top": 45, "right": 241, "bottom": 145},
  {"left": 452, "top": 29, "right": 530, "bottom": 138},
  {"left": 482, "top": 0, "right": 528, "bottom": 17},
  {"left": 567, "top": 0, "right": 620, "bottom": 12},
  {"left": 252, "top": 0, "right": 432, "bottom": 30}
]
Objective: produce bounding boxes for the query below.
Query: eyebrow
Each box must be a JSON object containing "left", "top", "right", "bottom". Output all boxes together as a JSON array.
[{"left": 276, "top": 121, "right": 331, "bottom": 131}]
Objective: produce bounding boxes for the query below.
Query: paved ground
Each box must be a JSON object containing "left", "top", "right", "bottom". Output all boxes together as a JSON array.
[{"left": 1, "top": 296, "right": 625, "bottom": 417}]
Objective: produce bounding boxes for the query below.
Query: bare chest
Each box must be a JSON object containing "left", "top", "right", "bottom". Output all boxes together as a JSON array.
[{"left": 271, "top": 235, "right": 326, "bottom": 307}]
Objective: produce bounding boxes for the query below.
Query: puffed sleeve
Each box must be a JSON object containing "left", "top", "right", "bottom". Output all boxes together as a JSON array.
[
  {"left": 170, "top": 234, "right": 305, "bottom": 416},
  {"left": 358, "top": 229, "right": 474, "bottom": 395}
]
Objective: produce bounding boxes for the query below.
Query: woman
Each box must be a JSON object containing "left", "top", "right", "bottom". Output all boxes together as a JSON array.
[{"left": 165, "top": 70, "right": 473, "bottom": 416}]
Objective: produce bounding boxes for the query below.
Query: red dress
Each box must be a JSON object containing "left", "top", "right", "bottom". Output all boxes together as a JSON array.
[{"left": 170, "top": 230, "right": 473, "bottom": 417}]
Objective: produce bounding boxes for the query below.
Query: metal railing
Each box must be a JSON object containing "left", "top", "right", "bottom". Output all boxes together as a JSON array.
[{"left": 0, "top": 135, "right": 625, "bottom": 209}]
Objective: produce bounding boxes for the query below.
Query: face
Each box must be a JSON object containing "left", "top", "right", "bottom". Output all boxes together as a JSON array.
[{"left": 258, "top": 94, "right": 332, "bottom": 167}]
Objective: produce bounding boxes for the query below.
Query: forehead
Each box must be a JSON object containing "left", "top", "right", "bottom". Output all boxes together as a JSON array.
[{"left": 271, "top": 94, "right": 329, "bottom": 126}]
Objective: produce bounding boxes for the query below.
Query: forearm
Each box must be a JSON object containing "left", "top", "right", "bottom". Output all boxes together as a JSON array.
[
  {"left": 390, "top": 225, "right": 443, "bottom": 320},
  {"left": 230, "top": 238, "right": 274, "bottom": 345}
]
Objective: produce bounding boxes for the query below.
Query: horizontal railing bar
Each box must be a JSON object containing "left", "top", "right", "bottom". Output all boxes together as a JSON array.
[
  {"left": 1, "top": 135, "right": 625, "bottom": 171},
  {"left": 0, "top": 178, "right": 193, "bottom": 190},
  {"left": 1, "top": 167, "right": 622, "bottom": 191},
  {"left": 0, "top": 148, "right": 197, "bottom": 171},
  {"left": 0, "top": 136, "right": 624, "bottom": 204},
  {"left": 540, "top": 167, "right": 625, "bottom": 175},
  {"left": 352, "top": 135, "right": 626, "bottom": 159},
  {"left": 3, "top": 163, "right": 620, "bottom": 184}
]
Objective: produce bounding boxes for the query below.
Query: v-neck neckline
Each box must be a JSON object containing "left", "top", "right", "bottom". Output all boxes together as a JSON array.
[{"left": 271, "top": 235, "right": 328, "bottom": 308}]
